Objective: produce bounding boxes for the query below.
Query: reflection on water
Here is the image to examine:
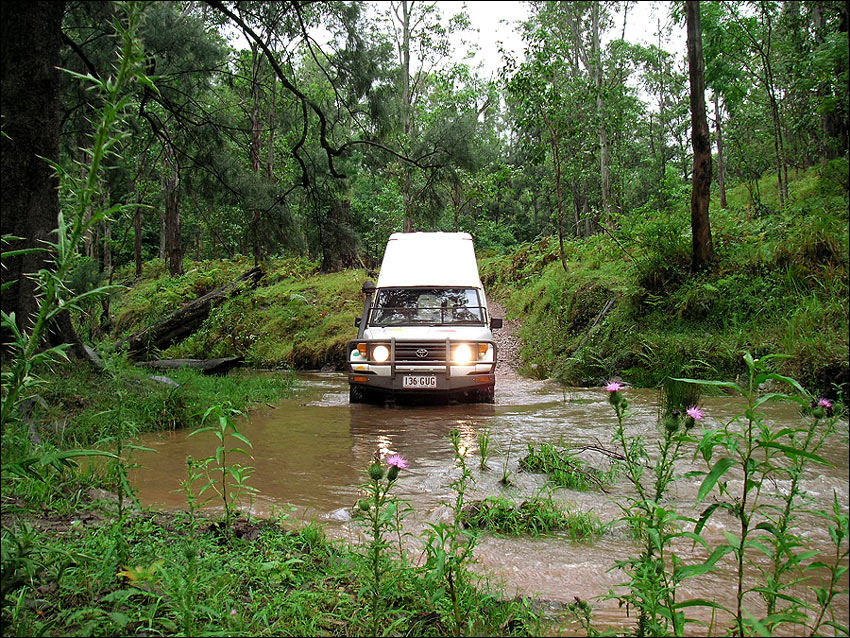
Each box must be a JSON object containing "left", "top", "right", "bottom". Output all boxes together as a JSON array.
[{"left": 130, "top": 371, "right": 849, "bottom": 634}]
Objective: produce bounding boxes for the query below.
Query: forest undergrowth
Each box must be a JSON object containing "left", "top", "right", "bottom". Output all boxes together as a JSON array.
[
  {"left": 101, "top": 162, "right": 849, "bottom": 401},
  {"left": 480, "top": 162, "right": 849, "bottom": 400}
]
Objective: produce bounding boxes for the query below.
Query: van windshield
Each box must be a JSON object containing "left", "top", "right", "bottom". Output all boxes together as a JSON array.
[{"left": 369, "top": 287, "right": 485, "bottom": 326}]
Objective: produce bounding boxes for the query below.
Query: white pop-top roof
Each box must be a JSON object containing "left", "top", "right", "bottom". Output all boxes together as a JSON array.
[{"left": 376, "top": 232, "right": 483, "bottom": 288}]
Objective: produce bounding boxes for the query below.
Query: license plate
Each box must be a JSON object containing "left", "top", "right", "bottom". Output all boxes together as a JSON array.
[{"left": 402, "top": 375, "right": 437, "bottom": 389}]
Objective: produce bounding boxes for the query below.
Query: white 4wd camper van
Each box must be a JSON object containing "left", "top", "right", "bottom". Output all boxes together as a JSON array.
[{"left": 347, "top": 232, "right": 501, "bottom": 403}]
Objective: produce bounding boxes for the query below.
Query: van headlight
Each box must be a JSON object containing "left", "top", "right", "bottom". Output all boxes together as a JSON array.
[
  {"left": 372, "top": 344, "right": 390, "bottom": 363},
  {"left": 452, "top": 343, "right": 474, "bottom": 364}
]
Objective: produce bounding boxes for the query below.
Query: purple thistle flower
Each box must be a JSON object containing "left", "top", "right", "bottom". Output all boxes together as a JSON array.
[
  {"left": 818, "top": 398, "right": 833, "bottom": 409},
  {"left": 686, "top": 406, "right": 705, "bottom": 421},
  {"left": 386, "top": 454, "right": 409, "bottom": 469},
  {"left": 605, "top": 381, "right": 624, "bottom": 393}
]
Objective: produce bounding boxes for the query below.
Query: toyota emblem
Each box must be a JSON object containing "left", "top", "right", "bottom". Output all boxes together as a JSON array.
[{"left": 416, "top": 348, "right": 428, "bottom": 358}]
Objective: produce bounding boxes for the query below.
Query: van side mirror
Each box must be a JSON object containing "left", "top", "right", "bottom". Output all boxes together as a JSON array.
[
  {"left": 354, "top": 317, "right": 361, "bottom": 328},
  {"left": 490, "top": 318, "right": 503, "bottom": 329}
]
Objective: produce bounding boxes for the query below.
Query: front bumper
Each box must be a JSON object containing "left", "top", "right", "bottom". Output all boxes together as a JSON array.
[{"left": 346, "top": 337, "right": 496, "bottom": 394}]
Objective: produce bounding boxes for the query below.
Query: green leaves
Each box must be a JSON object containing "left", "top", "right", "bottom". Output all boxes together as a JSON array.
[
  {"left": 696, "top": 457, "right": 734, "bottom": 503},
  {"left": 187, "top": 402, "right": 254, "bottom": 528}
]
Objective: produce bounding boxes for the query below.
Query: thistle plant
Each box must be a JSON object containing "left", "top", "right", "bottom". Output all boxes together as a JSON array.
[
  {"left": 100, "top": 395, "right": 153, "bottom": 564},
  {"left": 422, "top": 429, "right": 479, "bottom": 636},
  {"left": 604, "top": 380, "right": 704, "bottom": 637},
  {"left": 808, "top": 490, "right": 849, "bottom": 636},
  {"left": 188, "top": 402, "right": 256, "bottom": 529},
  {"left": 357, "top": 451, "right": 409, "bottom": 636},
  {"left": 678, "top": 353, "right": 843, "bottom": 636}
]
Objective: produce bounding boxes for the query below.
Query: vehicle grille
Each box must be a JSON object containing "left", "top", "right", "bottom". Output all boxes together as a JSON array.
[{"left": 394, "top": 341, "right": 447, "bottom": 363}]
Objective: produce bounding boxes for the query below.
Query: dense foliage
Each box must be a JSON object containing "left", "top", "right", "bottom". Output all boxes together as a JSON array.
[
  {"left": 2, "top": 0, "right": 845, "bottom": 388},
  {"left": 5, "top": 0, "right": 847, "bottom": 275},
  {"left": 0, "top": 4, "right": 847, "bottom": 635}
]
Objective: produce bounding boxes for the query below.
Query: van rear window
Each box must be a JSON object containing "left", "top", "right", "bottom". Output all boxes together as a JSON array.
[{"left": 370, "top": 288, "right": 484, "bottom": 326}]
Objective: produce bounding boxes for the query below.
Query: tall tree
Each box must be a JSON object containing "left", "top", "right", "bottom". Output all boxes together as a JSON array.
[
  {"left": 1, "top": 1, "right": 65, "bottom": 334},
  {"left": 686, "top": 0, "right": 714, "bottom": 271}
]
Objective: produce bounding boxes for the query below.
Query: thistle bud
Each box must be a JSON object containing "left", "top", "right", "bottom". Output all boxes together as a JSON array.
[
  {"left": 387, "top": 464, "right": 400, "bottom": 481},
  {"left": 369, "top": 462, "right": 385, "bottom": 481}
]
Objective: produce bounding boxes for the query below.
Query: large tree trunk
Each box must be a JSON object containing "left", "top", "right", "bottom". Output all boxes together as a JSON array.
[
  {"left": 591, "top": 3, "right": 611, "bottom": 224},
  {"left": 544, "top": 118, "right": 568, "bottom": 272},
  {"left": 0, "top": 1, "right": 65, "bottom": 336},
  {"left": 686, "top": 0, "right": 714, "bottom": 272}
]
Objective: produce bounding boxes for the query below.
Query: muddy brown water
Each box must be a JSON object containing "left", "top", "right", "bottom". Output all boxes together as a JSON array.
[{"left": 130, "top": 371, "right": 849, "bottom": 635}]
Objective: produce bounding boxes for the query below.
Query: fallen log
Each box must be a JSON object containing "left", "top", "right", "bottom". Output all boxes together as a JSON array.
[
  {"left": 121, "top": 268, "right": 263, "bottom": 360},
  {"left": 136, "top": 357, "right": 243, "bottom": 375}
]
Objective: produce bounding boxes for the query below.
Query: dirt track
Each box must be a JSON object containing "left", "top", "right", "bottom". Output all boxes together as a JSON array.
[{"left": 488, "top": 299, "right": 521, "bottom": 375}]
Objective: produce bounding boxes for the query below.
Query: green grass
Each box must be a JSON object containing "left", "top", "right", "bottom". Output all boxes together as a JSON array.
[
  {"left": 461, "top": 496, "right": 604, "bottom": 540},
  {"left": 109, "top": 256, "right": 366, "bottom": 369},
  {"left": 479, "top": 165, "right": 849, "bottom": 396},
  {"left": 519, "top": 443, "right": 618, "bottom": 491},
  {"left": 0, "top": 504, "right": 539, "bottom": 636},
  {"left": 17, "top": 360, "right": 295, "bottom": 449}
]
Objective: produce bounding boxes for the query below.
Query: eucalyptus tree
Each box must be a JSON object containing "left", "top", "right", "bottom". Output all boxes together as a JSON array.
[
  {"left": 523, "top": 1, "right": 626, "bottom": 224},
  {"left": 702, "top": 1, "right": 790, "bottom": 207},
  {"left": 686, "top": 0, "right": 714, "bottom": 271},
  {"left": 506, "top": 34, "right": 593, "bottom": 270},
  {"left": 774, "top": 0, "right": 848, "bottom": 165},
  {"left": 377, "top": 1, "right": 474, "bottom": 232},
  {"left": 630, "top": 38, "right": 690, "bottom": 209}
]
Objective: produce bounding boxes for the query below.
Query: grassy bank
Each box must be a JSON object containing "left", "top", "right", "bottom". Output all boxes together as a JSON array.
[
  {"left": 479, "top": 163, "right": 849, "bottom": 397},
  {"left": 1, "top": 492, "right": 538, "bottom": 636},
  {"left": 2, "top": 361, "right": 294, "bottom": 469},
  {"left": 109, "top": 256, "right": 367, "bottom": 369},
  {"left": 101, "top": 165, "right": 848, "bottom": 398}
]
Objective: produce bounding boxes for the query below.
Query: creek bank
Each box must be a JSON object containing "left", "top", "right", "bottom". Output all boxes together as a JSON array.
[
  {"left": 478, "top": 167, "right": 849, "bottom": 397},
  {"left": 1, "top": 481, "right": 542, "bottom": 637},
  {"left": 28, "top": 362, "right": 295, "bottom": 449}
]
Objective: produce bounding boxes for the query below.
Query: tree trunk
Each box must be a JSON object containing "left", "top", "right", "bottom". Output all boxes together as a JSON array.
[
  {"left": 401, "top": 0, "right": 413, "bottom": 232},
  {"left": 249, "top": 42, "right": 263, "bottom": 266},
  {"left": 267, "top": 72, "right": 276, "bottom": 181},
  {"left": 162, "top": 143, "right": 183, "bottom": 276},
  {"left": 686, "top": 0, "right": 714, "bottom": 272},
  {"left": 122, "top": 268, "right": 264, "bottom": 359},
  {"left": 591, "top": 3, "right": 611, "bottom": 224},
  {"left": 714, "top": 93, "right": 728, "bottom": 209},
  {"left": 134, "top": 181, "right": 144, "bottom": 278},
  {"left": 0, "top": 1, "right": 65, "bottom": 336},
  {"left": 159, "top": 209, "right": 166, "bottom": 260},
  {"left": 544, "top": 116, "right": 568, "bottom": 272},
  {"left": 320, "top": 200, "right": 361, "bottom": 272},
  {"left": 759, "top": 4, "right": 788, "bottom": 207},
  {"left": 250, "top": 42, "right": 262, "bottom": 174},
  {"left": 103, "top": 218, "right": 112, "bottom": 275}
]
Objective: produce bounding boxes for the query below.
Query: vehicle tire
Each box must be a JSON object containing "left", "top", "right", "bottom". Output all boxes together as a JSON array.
[
  {"left": 349, "top": 384, "right": 367, "bottom": 404},
  {"left": 469, "top": 386, "right": 495, "bottom": 404}
]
